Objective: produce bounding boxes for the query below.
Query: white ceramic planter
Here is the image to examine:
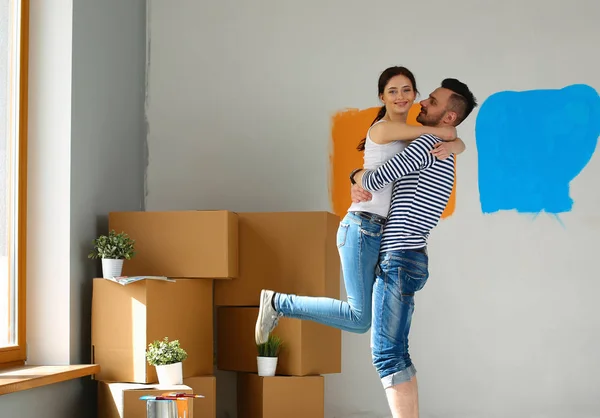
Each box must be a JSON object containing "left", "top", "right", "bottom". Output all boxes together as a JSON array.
[
  {"left": 102, "top": 258, "right": 124, "bottom": 278},
  {"left": 156, "top": 362, "right": 183, "bottom": 385},
  {"left": 257, "top": 356, "right": 278, "bottom": 377}
]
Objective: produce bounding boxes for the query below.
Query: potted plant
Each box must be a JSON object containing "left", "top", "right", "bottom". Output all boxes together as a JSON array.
[
  {"left": 88, "top": 229, "right": 135, "bottom": 278},
  {"left": 256, "top": 334, "right": 283, "bottom": 377},
  {"left": 145, "top": 337, "right": 188, "bottom": 385}
]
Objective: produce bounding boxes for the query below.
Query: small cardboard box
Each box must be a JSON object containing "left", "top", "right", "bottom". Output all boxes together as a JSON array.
[
  {"left": 92, "top": 278, "right": 213, "bottom": 383},
  {"left": 108, "top": 210, "right": 238, "bottom": 278},
  {"left": 217, "top": 307, "right": 341, "bottom": 376},
  {"left": 237, "top": 373, "right": 324, "bottom": 418},
  {"left": 214, "top": 211, "right": 340, "bottom": 306},
  {"left": 97, "top": 381, "right": 194, "bottom": 418},
  {"left": 183, "top": 376, "right": 216, "bottom": 418}
]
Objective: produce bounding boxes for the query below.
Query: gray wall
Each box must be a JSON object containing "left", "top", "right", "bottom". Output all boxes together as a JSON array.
[
  {"left": 145, "top": 0, "right": 600, "bottom": 417},
  {"left": 0, "top": 0, "right": 147, "bottom": 417},
  {"left": 0, "top": 380, "right": 90, "bottom": 417},
  {"left": 70, "top": 0, "right": 147, "bottom": 365}
]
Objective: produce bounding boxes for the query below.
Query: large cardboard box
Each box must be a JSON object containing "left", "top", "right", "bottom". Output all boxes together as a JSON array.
[
  {"left": 92, "top": 278, "right": 213, "bottom": 383},
  {"left": 214, "top": 211, "right": 340, "bottom": 306},
  {"left": 108, "top": 210, "right": 238, "bottom": 279},
  {"left": 237, "top": 373, "right": 324, "bottom": 418},
  {"left": 97, "top": 381, "right": 194, "bottom": 418},
  {"left": 183, "top": 376, "right": 216, "bottom": 418},
  {"left": 217, "top": 307, "right": 341, "bottom": 376}
]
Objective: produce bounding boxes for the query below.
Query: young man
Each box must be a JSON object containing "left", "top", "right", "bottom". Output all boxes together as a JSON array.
[{"left": 351, "top": 78, "right": 477, "bottom": 418}]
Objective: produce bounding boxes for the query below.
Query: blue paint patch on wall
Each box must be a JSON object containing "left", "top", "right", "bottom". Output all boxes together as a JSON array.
[{"left": 475, "top": 84, "right": 600, "bottom": 214}]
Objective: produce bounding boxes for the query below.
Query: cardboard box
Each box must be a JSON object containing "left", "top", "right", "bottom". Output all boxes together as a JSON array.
[
  {"left": 183, "top": 376, "right": 216, "bottom": 418},
  {"left": 92, "top": 278, "right": 213, "bottom": 383},
  {"left": 237, "top": 373, "right": 324, "bottom": 418},
  {"left": 214, "top": 211, "right": 340, "bottom": 306},
  {"left": 108, "top": 210, "right": 238, "bottom": 278},
  {"left": 217, "top": 307, "right": 341, "bottom": 376},
  {"left": 97, "top": 381, "right": 194, "bottom": 418}
]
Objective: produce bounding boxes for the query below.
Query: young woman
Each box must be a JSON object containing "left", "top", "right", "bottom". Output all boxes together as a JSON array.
[{"left": 255, "top": 66, "right": 465, "bottom": 344}]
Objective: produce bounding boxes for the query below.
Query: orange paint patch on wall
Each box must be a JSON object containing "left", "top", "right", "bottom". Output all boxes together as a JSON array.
[{"left": 329, "top": 104, "right": 456, "bottom": 220}]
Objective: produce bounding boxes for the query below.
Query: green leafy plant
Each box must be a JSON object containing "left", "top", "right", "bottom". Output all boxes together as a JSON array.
[
  {"left": 88, "top": 229, "right": 135, "bottom": 260},
  {"left": 256, "top": 335, "right": 283, "bottom": 358},
  {"left": 145, "top": 337, "right": 188, "bottom": 366}
]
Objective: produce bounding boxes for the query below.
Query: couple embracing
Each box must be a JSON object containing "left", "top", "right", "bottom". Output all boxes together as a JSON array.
[{"left": 255, "top": 66, "right": 477, "bottom": 418}]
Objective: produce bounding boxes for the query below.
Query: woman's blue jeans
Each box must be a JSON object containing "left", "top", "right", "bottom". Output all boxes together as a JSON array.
[{"left": 274, "top": 211, "right": 383, "bottom": 333}]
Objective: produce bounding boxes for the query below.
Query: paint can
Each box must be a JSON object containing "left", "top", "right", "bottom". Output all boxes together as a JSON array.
[{"left": 146, "top": 399, "right": 179, "bottom": 418}]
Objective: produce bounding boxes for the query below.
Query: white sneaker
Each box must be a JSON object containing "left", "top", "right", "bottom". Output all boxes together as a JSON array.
[{"left": 255, "top": 289, "right": 281, "bottom": 345}]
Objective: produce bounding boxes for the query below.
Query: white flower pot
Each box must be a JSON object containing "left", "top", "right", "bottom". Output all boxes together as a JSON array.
[
  {"left": 257, "top": 356, "right": 278, "bottom": 377},
  {"left": 155, "top": 362, "right": 183, "bottom": 385},
  {"left": 102, "top": 258, "right": 124, "bottom": 278}
]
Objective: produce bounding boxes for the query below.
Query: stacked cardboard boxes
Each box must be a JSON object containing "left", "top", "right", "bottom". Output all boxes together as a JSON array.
[
  {"left": 92, "top": 210, "right": 235, "bottom": 417},
  {"left": 216, "top": 212, "right": 341, "bottom": 418},
  {"left": 92, "top": 210, "right": 341, "bottom": 418}
]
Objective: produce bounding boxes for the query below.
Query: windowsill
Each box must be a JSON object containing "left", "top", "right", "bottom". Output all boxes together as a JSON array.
[{"left": 0, "top": 364, "right": 100, "bottom": 396}]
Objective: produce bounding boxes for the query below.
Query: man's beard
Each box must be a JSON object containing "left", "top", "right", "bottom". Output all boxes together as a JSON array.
[{"left": 416, "top": 111, "right": 444, "bottom": 127}]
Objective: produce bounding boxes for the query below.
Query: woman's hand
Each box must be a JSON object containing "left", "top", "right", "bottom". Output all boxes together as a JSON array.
[
  {"left": 430, "top": 139, "right": 462, "bottom": 160},
  {"left": 435, "top": 126, "right": 457, "bottom": 141}
]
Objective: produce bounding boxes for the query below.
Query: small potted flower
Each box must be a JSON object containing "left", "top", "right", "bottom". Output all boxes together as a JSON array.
[
  {"left": 256, "top": 335, "right": 283, "bottom": 377},
  {"left": 88, "top": 229, "right": 135, "bottom": 278},
  {"left": 145, "top": 337, "right": 188, "bottom": 385}
]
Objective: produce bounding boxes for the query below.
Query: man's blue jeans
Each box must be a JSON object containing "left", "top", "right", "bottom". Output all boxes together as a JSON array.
[
  {"left": 371, "top": 249, "right": 429, "bottom": 389},
  {"left": 275, "top": 211, "right": 383, "bottom": 333}
]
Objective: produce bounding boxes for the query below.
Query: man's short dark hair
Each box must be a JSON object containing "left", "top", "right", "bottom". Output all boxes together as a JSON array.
[{"left": 441, "top": 78, "right": 477, "bottom": 126}]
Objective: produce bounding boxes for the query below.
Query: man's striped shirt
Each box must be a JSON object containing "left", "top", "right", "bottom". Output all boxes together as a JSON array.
[{"left": 361, "top": 134, "right": 455, "bottom": 252}]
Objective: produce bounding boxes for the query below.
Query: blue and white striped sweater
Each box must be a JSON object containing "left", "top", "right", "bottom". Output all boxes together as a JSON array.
[{"left": 361, "top": 134, "right": 455, "bottom": 252}]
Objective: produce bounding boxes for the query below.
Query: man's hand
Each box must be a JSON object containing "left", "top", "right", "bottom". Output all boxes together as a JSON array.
[{"left": 351, "top": 183, "right": 372, "bottom": 203}]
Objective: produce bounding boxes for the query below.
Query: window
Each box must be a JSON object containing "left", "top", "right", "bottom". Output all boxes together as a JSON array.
[{"left": 0, "top": 0, "right": 28, "bottom": 366}]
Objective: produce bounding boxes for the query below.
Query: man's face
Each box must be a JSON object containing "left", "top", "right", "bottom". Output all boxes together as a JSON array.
[{"left": 416, "top": 87, "right": 453, "bottom": 127}]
